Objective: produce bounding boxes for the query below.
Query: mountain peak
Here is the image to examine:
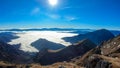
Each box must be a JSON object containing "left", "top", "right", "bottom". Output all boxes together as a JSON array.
[{"left": 63, "top": 29, "right": 115, "bottom": 45}]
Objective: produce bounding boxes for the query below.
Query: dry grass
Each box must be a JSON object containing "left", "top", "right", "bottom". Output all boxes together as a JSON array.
[
  {"left": 0, "top": 61, "right": 83, "bottom": 68},
  {"left": 41, "top": 62, "right": 83, "bottom": 68}
]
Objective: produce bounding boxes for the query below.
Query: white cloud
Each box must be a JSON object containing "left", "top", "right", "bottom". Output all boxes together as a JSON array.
[
  {"left": 61, "top": 7, "right": 72, "bottom": 10},
  {"left": 8, "top": 31, "right": 78, "bottom": 52},
  {"left": 48, "top": 14, "right": 61, "bottom": 19},
  {"left": 61, "top": 6, "right": 82, "bottom": 10},
  {"left": 46, "top": 13, "right": 78, "bottom": 21},
  {"left": 64, "top": 16, "right": 78, "bottom": 21},
  {"left": 31, "top": 7, "right": 40, "bottom": 15}
]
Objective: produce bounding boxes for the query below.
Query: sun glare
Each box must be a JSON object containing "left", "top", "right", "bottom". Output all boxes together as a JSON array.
[{"left": 48, "top": 0, "right": 58, "bottom": 6}]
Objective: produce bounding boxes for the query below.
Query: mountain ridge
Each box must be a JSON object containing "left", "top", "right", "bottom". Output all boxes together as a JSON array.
[{"left": 34, "top": 39, "right": 96, "bottom": 65}]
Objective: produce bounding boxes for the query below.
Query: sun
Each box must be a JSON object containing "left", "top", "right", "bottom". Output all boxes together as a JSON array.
[{"left": 48, "top": 0, "right": 58, "bottom": 6}]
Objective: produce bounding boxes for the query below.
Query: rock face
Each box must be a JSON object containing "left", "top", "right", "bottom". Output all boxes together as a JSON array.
[
  {"left": 34, "top": 39, "right": 96, "bottom": 65},
  {"left": 71, "top": 35, "right": 120, "bottom": 68},
  {"left": 63, "top": 29, "right": 115, "bottom": 45}
]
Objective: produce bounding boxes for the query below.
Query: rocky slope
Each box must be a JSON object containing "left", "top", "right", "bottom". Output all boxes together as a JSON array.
[{"left": 63, "top": 29, "right": 115, "bottom": 45}]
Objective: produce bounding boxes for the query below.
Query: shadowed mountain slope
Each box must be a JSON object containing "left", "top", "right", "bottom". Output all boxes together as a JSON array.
[
  {"left": 0, "top": 32, "right": 19, "bottom": 43},
  {"left": 0, "top": 41, "right": 30, "bottom": 63},
  {"left": 63, "top": 29, "right": 115, "bottom": 45}
]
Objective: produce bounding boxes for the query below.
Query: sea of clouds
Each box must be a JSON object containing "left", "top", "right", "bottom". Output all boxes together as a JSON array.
[{"left": 3, "top": 31, "right": 78, "bottom": 52}]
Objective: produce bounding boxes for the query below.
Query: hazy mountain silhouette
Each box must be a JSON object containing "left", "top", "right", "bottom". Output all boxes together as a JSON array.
[
  {"left": 0, "top": 28, "right": 92, "bottom": 31},
  {"left": 63, "top": 29, "right": 115, "bottom": 45}
]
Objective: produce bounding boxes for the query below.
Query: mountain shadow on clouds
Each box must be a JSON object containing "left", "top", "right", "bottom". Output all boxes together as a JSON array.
[{"left": 31, "top": 39, "right": 65, "bottom": 51}]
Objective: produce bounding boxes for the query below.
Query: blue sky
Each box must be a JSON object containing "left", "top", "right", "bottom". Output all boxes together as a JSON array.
[{"left": 0, "top": 0, "right": 120, "bottom": 30}]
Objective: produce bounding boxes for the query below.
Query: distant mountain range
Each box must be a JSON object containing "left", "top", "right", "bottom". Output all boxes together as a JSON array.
[
  {"left": 0, "top": 28, "right": 119, "bottom": 36},
  {"left": 0, "top": 28, "right": 93, "bottom": 31}
]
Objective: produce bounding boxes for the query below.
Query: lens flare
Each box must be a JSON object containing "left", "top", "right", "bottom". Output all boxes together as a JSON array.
[{"left": 48, "top": 0, "right": 58, "bottom": 6}]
